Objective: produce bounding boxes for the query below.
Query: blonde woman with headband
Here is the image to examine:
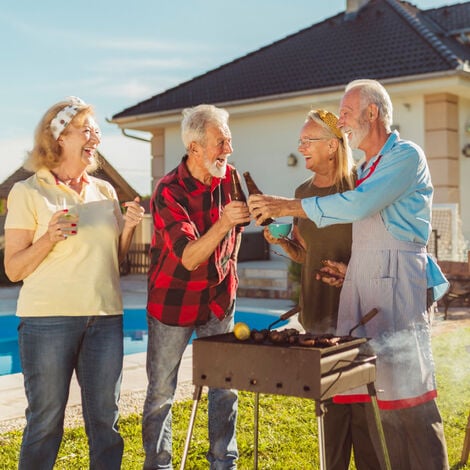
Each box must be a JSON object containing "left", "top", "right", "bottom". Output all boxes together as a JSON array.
[
  {"left": 4, "top": 97, "right": 144, "bottom": 470},
  {"left": 262, "top": 109, "right": 381, "bottom": 470},
  {"left": 264, "top": 109, "right": 354, "bottom": 333}
]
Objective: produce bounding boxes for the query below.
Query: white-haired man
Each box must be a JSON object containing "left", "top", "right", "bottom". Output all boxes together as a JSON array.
[
  {"left": 143, "top": 104, "right": 250, "bottom": 469},
  {"left": 248, "top": 79, "right": 449, "bottom": 469}
]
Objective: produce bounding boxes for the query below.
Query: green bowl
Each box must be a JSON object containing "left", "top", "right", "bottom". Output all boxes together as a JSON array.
[{"left": 268, "top": 223, "right": 292, "bottom": 239}]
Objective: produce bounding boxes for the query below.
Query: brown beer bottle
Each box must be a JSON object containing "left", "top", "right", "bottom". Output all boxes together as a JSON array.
[
  {"left": 230, "top": 168, "right": 250, "bottom": 227},
  {"left": 243, "top": 171, "right": 274, "bottom": 226}
]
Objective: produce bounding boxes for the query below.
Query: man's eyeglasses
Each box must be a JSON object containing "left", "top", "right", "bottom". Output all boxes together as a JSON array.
[{"left": 298, "top": 138, "right": 327, "bottom": 147}]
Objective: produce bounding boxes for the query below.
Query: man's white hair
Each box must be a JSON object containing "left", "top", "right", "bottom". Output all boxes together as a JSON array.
[
  {"left": 345, "top": 79, "right": 393, "bottom": 132},
  {"left": 181, "top": 104, "right": 229, "bottom": 150}
]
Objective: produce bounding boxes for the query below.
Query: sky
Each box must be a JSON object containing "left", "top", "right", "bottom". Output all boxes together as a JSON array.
[{"left": 0, "top": 0, "right": 463, "bottom": 196}]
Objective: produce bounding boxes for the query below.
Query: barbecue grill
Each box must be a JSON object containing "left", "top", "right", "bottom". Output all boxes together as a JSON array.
[{"left": 180, "top": 331, "right": 391, "bottom": 470}]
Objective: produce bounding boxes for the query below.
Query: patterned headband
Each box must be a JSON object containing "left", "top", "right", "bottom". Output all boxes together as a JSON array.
[
  {"left": 50, "top": 96, "right": 86, "bottom": 140},
  {"left": 316, "top": 109, "right": 343, "bottom": 140}
]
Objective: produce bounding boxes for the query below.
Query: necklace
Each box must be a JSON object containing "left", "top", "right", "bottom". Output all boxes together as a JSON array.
[
  {"left": 312, "top": 177, "right": 336, "bottom": 196},
  {"left": 50, "top": 170, "right": 84, "bottom": 193}
]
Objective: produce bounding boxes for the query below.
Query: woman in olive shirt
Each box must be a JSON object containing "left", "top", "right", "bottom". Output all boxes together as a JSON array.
[
  {"left": 265, "top": 108, "right": 354, "bottom": 334},
  {"left": 263, "top": 109, "right": 380, "bottom": 470}
]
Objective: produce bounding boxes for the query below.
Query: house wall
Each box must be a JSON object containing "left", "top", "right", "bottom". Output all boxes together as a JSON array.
[
  {"left": 228, "top": 109, "right": 312, "bottom": 198},
  {"left": 392, "top": 96, "right": 424, "bottom": 146},
  {"left": 147, "top": 88, "right": 470, "bottom": 244},
  {"left": 150, "top": 129, "right": 165, "bottom": 189},
  {"left": 425, "top": 93, "right": 460, "bottom": 205},
  {"left": 159, "top": 109, "right": 315, "bottom": 196},
  {"left": 153, "top": 94, "right": 460, "bottom": 195},
  {"left": 163, "top": 125, "right": 184, "bottom": 170},
  {"left": 153, "top": 106, "right": 332, "bottom": 233}
]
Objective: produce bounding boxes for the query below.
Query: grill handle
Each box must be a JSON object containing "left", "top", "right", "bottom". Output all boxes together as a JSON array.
[
  {"left": 280, "top": 304, "right": 301, "bottom": 320},
  {"left": 348, "top": 308, "right": 379, "bottom": 336},
  {"left": 268, "top": 305, "right": 301, "bottom": 330}
]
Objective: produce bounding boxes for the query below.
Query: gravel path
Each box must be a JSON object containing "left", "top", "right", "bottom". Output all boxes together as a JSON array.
[{"left": 0, "top": 381, "right": 194, "bottom": 434}]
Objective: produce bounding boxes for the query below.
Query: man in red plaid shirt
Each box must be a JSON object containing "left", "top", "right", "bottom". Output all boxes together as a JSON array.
[{"left": 143, "top": 104, "right": 250, "bottom": 470}]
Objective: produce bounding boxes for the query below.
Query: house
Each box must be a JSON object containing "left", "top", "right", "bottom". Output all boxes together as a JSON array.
[{"left": 110, "top": 0, "right": 470, "bottom": 261}]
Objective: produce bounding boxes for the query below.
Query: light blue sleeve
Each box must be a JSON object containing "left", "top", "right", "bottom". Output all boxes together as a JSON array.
[
  {"left": 426, "top": 254, "right": 450, "bottom": 301},
  {"left": 301, "top": 145, "right": 421, "bottom": 228}
]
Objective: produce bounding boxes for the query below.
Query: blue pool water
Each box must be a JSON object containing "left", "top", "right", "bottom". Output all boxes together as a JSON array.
[{"left": 0, "top": 309, "right": 286, "bottom": 376}]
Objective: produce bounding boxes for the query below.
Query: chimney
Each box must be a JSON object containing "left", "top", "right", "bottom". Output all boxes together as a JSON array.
[{"left": 346, "top": 0, "right": 370, "bottom": 14}]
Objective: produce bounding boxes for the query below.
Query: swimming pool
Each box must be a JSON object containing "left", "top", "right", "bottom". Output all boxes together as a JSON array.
[{"left": 0, "top": 308, "right": 286, "bottom": 376}]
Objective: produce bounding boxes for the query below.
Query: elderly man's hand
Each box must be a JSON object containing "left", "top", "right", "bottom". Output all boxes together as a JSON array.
[
  {"left": 315, "top": 259, "right": 347, "bottom": 287},
  {"left": 221, "top": 200, "right": 251, "bottom": 229},
  {"left": 248, "top": 194, "right": 292, "bottom": 225}
]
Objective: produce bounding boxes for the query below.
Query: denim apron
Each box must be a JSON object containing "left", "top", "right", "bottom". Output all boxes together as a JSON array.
[{"left": 336, "top": 211, "right": 437, "bottom": 406}]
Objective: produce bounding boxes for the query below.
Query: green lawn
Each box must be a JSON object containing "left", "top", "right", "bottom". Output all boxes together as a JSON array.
[{"left": 1, "top": 327, "right": 469, "bottom": 469}]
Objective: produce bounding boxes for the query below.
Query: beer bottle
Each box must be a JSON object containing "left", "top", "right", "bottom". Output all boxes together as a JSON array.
[
  {"left": 230, "top": 168, "right": 250, "bottom": 227},
  {"left": 243, "top": 171, "right": 274, "bottom": 226}
]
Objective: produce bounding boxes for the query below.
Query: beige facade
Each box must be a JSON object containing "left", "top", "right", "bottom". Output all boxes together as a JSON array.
[
  {"left": 425, "top": 93, "right": 460, "bottom": 204},
  {"left": 114, "top": 75, "right": 470, "bottom": 252}
]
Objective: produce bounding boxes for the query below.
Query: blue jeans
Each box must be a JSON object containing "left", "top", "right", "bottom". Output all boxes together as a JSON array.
[
  {"left": 18, "top": 315, "right": 124, "bottom": 470},
  {"left": 143, "top": 309, "right": 238, "bottom": 470}
]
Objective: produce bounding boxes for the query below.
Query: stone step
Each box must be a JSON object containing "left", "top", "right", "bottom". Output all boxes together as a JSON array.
[{"left": 236, "top": 259, "right": 295, "bottom": 299}]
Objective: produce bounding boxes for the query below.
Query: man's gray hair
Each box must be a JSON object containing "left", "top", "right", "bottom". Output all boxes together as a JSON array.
[
  {"left": 181, "top": 104, "right": 230, "bottom": 150},
  {"left": 345, "top": 79, "right": 393, "bottom": 132}
]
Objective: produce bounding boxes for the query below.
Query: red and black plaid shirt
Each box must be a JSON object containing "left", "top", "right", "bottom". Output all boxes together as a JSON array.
[{"left": 147, "top": 156, "right": 241, "bottom": 326}]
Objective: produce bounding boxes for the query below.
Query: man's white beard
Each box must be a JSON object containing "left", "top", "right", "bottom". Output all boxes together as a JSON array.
[
  {"left": 205, "top": 154, "right": 228, "bottom": 178},
  {"left": 349, "top": 120, "right": 370, "bottom": 150}
]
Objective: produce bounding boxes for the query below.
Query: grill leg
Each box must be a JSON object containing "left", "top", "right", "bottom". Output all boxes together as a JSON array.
[
  {"left": 179, "top": 386, "right": 203, "bottom": 470},
  {"left": 367, "top": 383, "right": 392, "bottom": 470},
  {"left": 460, "top": 411, "right": 470, "bottom": 465},
  {"left": 315, "top": 401, "right": 327, "bottom": 470},
  {"left": 254, "top": 392, "right": 259, "bottom": 470}
]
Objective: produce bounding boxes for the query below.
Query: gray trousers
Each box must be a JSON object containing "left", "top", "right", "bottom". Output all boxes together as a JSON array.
[
  {"left": 325, "top": 402, "right": 382, "bottom": 470},
  {"left": 370, "top": 399, "right": 449, "bottom": 470}
]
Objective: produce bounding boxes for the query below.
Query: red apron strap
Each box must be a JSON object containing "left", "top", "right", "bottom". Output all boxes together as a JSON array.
[{"left": 356, "top": 155, "right": 383, "bottom": 187}]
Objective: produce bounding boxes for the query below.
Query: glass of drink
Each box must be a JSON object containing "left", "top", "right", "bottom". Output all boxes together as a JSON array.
[{"left": 56, "top": 195, "right": 79, "bottom": 236}]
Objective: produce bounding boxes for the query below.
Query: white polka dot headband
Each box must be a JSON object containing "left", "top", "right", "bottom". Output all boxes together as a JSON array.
[{"left": 50, "top": 96, "right": 86, "bottom": 140}]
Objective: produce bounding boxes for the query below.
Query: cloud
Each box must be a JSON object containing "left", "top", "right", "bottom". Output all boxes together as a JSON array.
[
  {"left": 0, "top": 12, "right": 36, "bottom": 35},
  {"left": 89, "top": 38, "right": 211, "bottom": 54},
  {"left": 0, "top": 9, "right": 213, "bottom": 56},
  {"left": 96, "top": 80, "right": 159, "bottom": 100},
  {"left": 58, "top": 72, "right": 197, "bottom": 102},
  {"left": 96, "top": 57, "right": 199, "bottom": 71}
]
